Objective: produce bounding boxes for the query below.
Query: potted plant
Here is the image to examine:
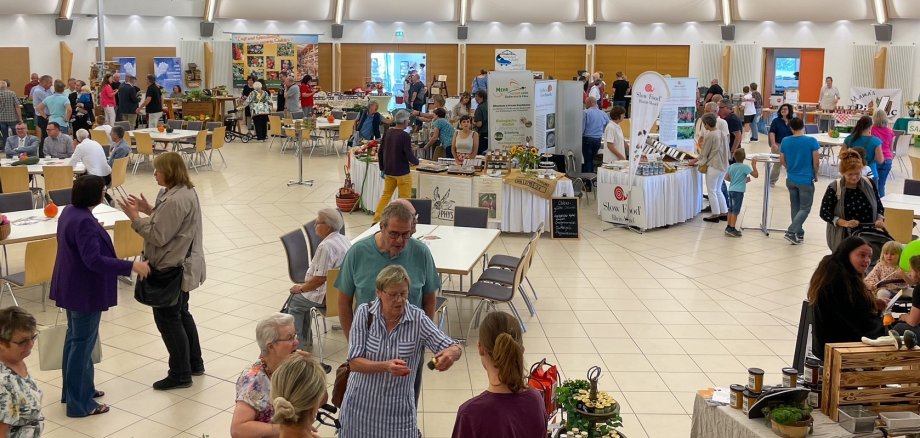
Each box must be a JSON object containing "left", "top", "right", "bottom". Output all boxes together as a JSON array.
[
  {"left": 556, "top": 379, "right": 626, "bottom": 437},
  {"left": 766, "top": 404, "right": 813, "bottom": 438}
]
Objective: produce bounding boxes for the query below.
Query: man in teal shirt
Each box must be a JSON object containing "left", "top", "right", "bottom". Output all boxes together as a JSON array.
[{"left": 336, "top": 201, "right": 440, "bottom": 337}]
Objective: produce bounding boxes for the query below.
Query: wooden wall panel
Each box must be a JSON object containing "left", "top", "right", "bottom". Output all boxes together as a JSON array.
[
  {"left": 95, "top": 47, "right": 177, "bottom": 82},
  {"left": 657, "top": 46, "right": 690, "bottom": 77},
  {"left": 554, "top": 46, "right": 587, "bottom": 80},
  {"left": 595, "top": 45, "right": 690, "bottom": 86},
  {"left": 464, "top": 45, "right": 587, "bottom": 92},
  {"left": 0, "top": 48, "right": 31, "bottom": 96},
  {"left": 319, "top": 43, "right": 333, "bottom": 91},
  {"left": 426, "top": 45, "right": 459, "bottom": 94}
]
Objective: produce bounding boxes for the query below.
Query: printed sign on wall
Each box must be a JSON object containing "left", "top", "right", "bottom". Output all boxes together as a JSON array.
[
  {"left": 231, "top": 34, "right": 319, "bottom": 88},
  {"left": 495, "top": 49, "right": 526, "bottom": 71}
]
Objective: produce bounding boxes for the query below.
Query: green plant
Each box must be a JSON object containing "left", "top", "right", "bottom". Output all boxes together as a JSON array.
[
  {"left": 185, "top": 89, "right": 211, "bottom": 102},
  {"left": 351, "top": 103, "right": 368, "bottom": 113},
  {"left": 510, "top": 145, "right": 540, "bottom": 171},
  {"left": 768, "top": 405, "right": 812, "bottom": 425},
  {"left": 556, "top": 379, "right": 591, "bottom": 431}
]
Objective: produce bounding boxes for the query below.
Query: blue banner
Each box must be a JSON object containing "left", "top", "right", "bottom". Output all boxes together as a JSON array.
[
  {"left": 153, "top": 57, "right": 183, "bottom": 95},
  {"left": 112, "top": 57, "right": 137, "bottom": 78}
]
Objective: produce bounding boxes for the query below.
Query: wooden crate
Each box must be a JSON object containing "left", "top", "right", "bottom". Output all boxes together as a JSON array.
[{"left": 821, "top": 342, "right": 920, "bottom": 421}]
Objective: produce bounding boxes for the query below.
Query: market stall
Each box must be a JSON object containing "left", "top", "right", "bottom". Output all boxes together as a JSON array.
[{"left": 596, "top": 165, "right": 703, "bottom": 231}]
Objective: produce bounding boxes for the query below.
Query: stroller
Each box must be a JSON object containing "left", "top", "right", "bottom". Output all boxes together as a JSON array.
[{"left": 851, "top": 227, "right": 896, "bottom": 269}]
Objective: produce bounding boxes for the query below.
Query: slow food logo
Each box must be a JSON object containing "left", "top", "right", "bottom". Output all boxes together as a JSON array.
[{"left": 614, "top": 186, "right": 628, "bottom": 201}]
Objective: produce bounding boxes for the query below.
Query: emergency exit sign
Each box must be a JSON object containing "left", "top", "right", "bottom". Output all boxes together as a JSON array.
[{"left": 395, "top": 31, "right": 404, "bottom": 37}]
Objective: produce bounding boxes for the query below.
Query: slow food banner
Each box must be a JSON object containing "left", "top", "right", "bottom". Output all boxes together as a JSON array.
[
  {"left": 627, "top": 72, "right": 671, "bottom": 187},
  {"left": 849, "top": 87, "right": 902, "bottom": 121},
  {"left": 488, "top": 70, "right": 535, "bottom": 150}
]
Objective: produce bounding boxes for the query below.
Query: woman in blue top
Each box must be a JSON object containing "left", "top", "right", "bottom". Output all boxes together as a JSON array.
[
  {"left": 843, "top": 115, "right": 883, "bottom": 184},
  {"left": 768, "top": 103, "right": 794, "bottom": 185},
  {"left": 354, "top": 101, "right": 387, "bottom": 143},
  {"left": 423, "top": 108, "right": 455, "bottom": 159}
]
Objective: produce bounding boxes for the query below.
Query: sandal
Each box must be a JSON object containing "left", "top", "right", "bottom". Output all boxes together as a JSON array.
[
  {"left": 88, "top": 404, "right": 110, "bottom": 416},
  {"left": 93, "top": 390, "right": 105, "bottom": 398}
]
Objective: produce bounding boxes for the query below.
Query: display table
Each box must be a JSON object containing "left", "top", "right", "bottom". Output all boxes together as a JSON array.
[
  {"left": 894, "top": 117, "right": 920, "bottom": 132},
  {"left": 690, "top": 394, "right": 876, "bottom": 438},
  {"left": 596, "top": 167, "right": 703, "bottom": 231},
  {"left": 347, "top": 153, "right": 573, "bottom": 233}
]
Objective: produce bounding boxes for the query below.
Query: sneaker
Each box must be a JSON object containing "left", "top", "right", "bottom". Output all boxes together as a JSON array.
[
  {"left": 784, "top": 234, "right": 801, "bottom": 245},
  {"left": 703, "top": 216, "right": 720, "bottom": 223},
  {"left": 725, "top": 228, "right": 735, "bottom": 237},
  {"left": 152, "top": 376, "right": 192, "bottom": 391},
  {"left": 796, "top": 234, "right": 804, "bottom": 242}
]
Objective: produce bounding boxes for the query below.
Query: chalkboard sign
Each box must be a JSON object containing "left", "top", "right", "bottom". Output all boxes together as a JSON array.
[{"left": 551, "top": 197, "right": 579, "bottom": 239}]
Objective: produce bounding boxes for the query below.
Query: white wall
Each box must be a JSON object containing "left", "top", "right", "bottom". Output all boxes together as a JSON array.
[{"left": 4, "top": 13, "right": 920, "bottom": 99}]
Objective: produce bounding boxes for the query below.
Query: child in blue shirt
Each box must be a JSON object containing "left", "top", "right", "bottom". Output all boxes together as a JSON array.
[{"left": 724, "top": 148, "right": 759, "bottom": 237}]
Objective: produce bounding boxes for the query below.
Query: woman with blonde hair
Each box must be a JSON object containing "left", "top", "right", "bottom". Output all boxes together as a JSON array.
[
  {"left": 871, "top": 109, "right": 896, "bottom": 196},
  {"left": 271, "top": 355, "right": 328, "bottom": 438},
  {"left": 119, "top": 151, "right": 206, "bottom": 391},
  {"left": 452, "top": 311, "right": 545, "bottom": 437}
]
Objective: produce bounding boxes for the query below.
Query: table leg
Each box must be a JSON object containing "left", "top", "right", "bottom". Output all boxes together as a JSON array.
[
  {"left": 741, "top": 161, "right": 786, "bottom": 236},
  {"left": 287, "top": 131, "right": 314, "bottom": 187}
]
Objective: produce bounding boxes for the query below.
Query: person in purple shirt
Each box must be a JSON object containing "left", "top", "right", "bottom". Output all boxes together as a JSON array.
[
  {"left": 49, "top": 175, "right": 150, "bottom": 417},
  {"left": 373, "top": 109, "right": 418, "bottom": 222},
  {"left": 452, "top": 311, "right": 546, "bottom": 438}
]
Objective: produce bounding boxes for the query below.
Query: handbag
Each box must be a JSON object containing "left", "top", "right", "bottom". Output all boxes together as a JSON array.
[
  {"left": 331, "top": 312, "right": 374, "bottom": 407},
  {"left": 528, "top": 358, "right": 560, "bottom": 416},
  {"left": 135, "top": 240, "right": 194, "bottom": 308},
  {"left": 38, "top": 309, "right": 102, "bottom": 371}
]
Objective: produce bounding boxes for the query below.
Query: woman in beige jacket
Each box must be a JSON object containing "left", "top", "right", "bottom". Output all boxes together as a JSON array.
[
  {"left": 119, "top": 152, "right": 206, "bottom": 391},
  {"left": 690, "top": 113, "right": 728, "bottom": 222}
]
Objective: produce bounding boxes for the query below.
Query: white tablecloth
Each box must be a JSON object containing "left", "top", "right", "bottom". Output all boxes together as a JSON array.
[
  {"left": 596, "top": 167, "right": 703, "bottom": 231},
  {"left": 500, "top": 179, "right": 575, "bottom": 233},
  {"left": 349, "top": 157, "right": 396, "bottom": 212}
]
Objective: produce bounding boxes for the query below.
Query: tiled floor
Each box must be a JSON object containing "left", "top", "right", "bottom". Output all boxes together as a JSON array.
[{"left": 4, "top": 135, "right": 908, "bottom": 437}]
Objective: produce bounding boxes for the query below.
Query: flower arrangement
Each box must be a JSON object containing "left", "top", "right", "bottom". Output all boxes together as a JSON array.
[
  {"left": 184, "top": 89, "right": 212, "bottom": 102},
  {"left": 183, "top": 114, "right": 212, "bottom": 122},
  {"left": 906, "top": 101, "right": 920, "bottom": 117},
  {"left": 510, "top": 145, "right": 541, "bottom": 172}
]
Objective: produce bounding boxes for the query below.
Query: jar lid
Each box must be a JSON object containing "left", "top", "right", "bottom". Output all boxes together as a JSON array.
[
  {"left": 742, "top": 389, "right": 760, "bottom": 397},
  {"left": 730, "top": 384, "right": 745, "bottom": 391},
  {"left": 782, "top": 367, "right": 799, "bottom": 375},
  {"left": 748, "top": 368, "right": 765, "bottom": 375},
  {"left": 804, "top": 357, "right": 822, "bottom": 366}
]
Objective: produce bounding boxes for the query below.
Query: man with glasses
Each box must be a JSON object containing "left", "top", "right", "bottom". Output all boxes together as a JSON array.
[
  {"left": 336, "top": 201, "right": 439, "bottom": 402},
  {"left": 287, "top": 208, "right": 351, "bottom": 352}
]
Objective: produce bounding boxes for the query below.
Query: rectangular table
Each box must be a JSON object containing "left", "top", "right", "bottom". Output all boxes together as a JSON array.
[
  {"left": 881, "top": 193, "right": 920, "bottom": 218},
  {"left": 806, "top": 133, "right": 850, "bottom": 177},
  {"left": 0, "top": 158, "right": 86, "bottom": 175},
  {"left": 351, "top": 224, "right": 499, "bottom": 275},
  {"left": 596, "top": 167, "right": 704, "bottom": 231},
  {"left": 4, "top": 204, "right": 127, "bottom": 244}
]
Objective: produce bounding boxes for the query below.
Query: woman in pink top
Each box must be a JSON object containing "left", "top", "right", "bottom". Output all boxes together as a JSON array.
[
  {"left": 871, "top": 109, "right": 896, "bottom": 197},
  {"left": 100, "top": 73, "right": 117, "bottom": 126}
]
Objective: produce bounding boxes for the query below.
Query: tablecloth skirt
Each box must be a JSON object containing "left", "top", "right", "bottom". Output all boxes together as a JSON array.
[
  {"left": 596, "top": 168, "right": 703, "bottom": 230},
  {"left": 500, "top": 179, "right": 575, "bottom": 233}
]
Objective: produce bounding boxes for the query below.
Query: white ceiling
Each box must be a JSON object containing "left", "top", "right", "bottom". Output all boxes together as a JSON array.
[
  {"left": 888, "top": 0, "right": 920, "bottom": 19},
  {"left": 469, "top": 0, "right": 584, "bottom": 23},
  {"left": 0, "top": 0, "right": 60, "bottom": 15},
  {"left": 346, "top": 0, "right": 456, "bottom": 22},
  {"left": 598, "top": 0, "right": 720, "bottom": 23},
  {"left": 218, "top": 0, "right": 334, "bottom": 21},
  {"left": 733, "top": 0, "right": 874, "bottom": 22},
  {"left": 73, "top": 0, "right": 205, "bottom": 17}
]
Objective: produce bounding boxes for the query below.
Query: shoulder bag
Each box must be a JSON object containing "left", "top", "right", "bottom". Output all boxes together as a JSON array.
[
  {"left": 135, "top": 240, "right": 194, "bottom": 308},
  {"left": 38, "top": 309, "right": 102, "bottom": 371},
  {"left": 331, "top": 312, "right": 374, "bottom": 407}
]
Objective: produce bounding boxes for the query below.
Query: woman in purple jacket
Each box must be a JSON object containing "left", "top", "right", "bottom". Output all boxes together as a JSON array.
[{"left": 49, "top": 175, "right": 149, "bottom": 417}]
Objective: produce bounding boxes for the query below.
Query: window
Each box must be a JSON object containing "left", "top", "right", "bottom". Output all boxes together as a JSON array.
[{"left": 774, "top": 57, "right": 800, "bottom": 94}]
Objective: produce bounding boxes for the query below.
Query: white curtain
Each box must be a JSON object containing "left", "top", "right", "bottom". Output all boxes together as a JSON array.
[
  {"left": 212, "top": 40, "right": 233, "bottom": 91},
  {"left": 178, "top": 39, "right": 204, "bottom": 90},
  {"left": 729, "top": 44, "right": 757, "bottom": 95},
  {"left": 851, "top": 44, "right": 876, "bottom": 88},
  {"left": 693, "top": 43, "right": 722, "bottom": 88},
  {"left": 886, "top": 45, "right": 917, "bottom": 105}
]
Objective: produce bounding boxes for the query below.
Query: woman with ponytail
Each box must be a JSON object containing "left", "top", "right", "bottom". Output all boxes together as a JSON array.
[
  {"left": 270, "top": 355, "right": 328, "bottom": 438},
  {"left": 819, "top": 149, "right": 885, "bottom": 250},
  {"left": 451, "top": 311, "right": 545, "bottom": 437}
]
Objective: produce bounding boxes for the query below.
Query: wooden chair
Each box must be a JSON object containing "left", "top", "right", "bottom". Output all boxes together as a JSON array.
[
  {"left": 885, "top": 207, "right": 915, "bottom": 244},
  {"left": 205, "top": 121, "right": 223, "bottom": 131},
  {"left": 113, "top": 220, "right": 144, "bottom": 283},
  {"left": 0, "top": 237, "right": 57, "bottom": 310},
  {"left": 90, "top": 129, "right": 111, "bottom": 146},
  {"left": 334, "top": 120, "right": 356, "bottom": 156},
  {"left": 311, "top": 267, "right": 342, "bottom": 369},
  {"left": 207, "top": 126, "right": 227, "bottom": 167},
  {"left": 132, "top": 131, "right": 163, "bottom": 174},
  {"left": 268, "top": 115, "right": 283, "bottom": 149},
  {"left": 42, "top": 166, "right": 74, "bottom": 193},
  {"left": 179, "top": 130, "right": 210, "bottom": 173},
  {"left": 910, "top": 156, "right": 920, "bottom": 181},
  {"left": 0, "top": 166, "right": 31, "bottom": 194},
  {"left": 166, "top": 119, "right": 184, "bottom": 130},
  {"left": 108, "top": 157, "right": 130, "bottom": 199}
]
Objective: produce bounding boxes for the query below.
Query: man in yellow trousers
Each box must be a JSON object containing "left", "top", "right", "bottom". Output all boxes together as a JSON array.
[{"left": 374, "top": 109, "right": 419, "bottom": 222}]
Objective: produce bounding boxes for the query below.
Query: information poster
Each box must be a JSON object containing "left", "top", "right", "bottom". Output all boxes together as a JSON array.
[
  {"left": 231, "top": 34, "right": 319, "bottom": 88},
  {"left": 533, "top": 80, "right": 557, "bottom": 153},
  {"left": 495, "top": 49, "right": 526, "bottom": 71},
  {"left": 153, "top": 57, "right": 182, "bottom": 94},
  {"left": 113, "top": 57, "right": 136, "bottom": 78},
  {"left": 658, "top": 77, "right": 697, "bottom": 151},
  {"left": 488, "top": 70, "right": 535, "bottom": 150},
  {"left": 472, "top": 176, "right": 503, "bottom": 224},
  {"left": 850, "top": 87, "right": 903, "bottom": 121},
  {"left": 417, "top": 174, "right": 473, "bottom": 225}
]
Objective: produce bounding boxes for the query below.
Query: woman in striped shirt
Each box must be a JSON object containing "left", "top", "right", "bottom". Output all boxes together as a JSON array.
[{"left": 339, "top": 265, "right": 462, "bottom": 438}]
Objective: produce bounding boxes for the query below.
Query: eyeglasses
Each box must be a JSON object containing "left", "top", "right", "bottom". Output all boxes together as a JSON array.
[
  {"left": 6, "top": 333, "right": 38, "bottom": 347},
  {"left": 386, "top": 230, "right": 414, "bottom": 240},
  {"left": 273, "top": 334, "right": 298, "bottom": 344},
  {"left": 381, "top": 290, "right": 409, "bottom": 300}
]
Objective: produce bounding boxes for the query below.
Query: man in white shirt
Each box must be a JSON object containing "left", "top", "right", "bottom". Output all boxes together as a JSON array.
[
  {"left": 602, "top": 106, "right": 627, "bottom": 162},
  {"left": 742, "top": 86, "right": 756, "bottom": 143},
  {"left": 819, "top": 76, "right": 840, "bottom": 131},
  {"left": 70, "top": 129, "right": 112, "bottom": 185}
]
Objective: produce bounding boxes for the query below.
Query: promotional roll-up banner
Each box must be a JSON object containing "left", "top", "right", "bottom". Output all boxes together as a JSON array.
[
  {"left": 627, "top": 72, "right": 671, "bottom": 188},
  {"left": 849, "top": 87, "right": 902, "bottom": 121},
  {"left": 153, "top": 57, "right": 182, "bottom": 94},
  {"left": 658, "top": 77, "right": 697, "bottom": 151},
  {"left": 533, "top": 80, "right": 557, "bottom": 153},
  {"left": 112, "top": 57, "right": 136, "bottom": 78},
  {"left": 488, "top": 70, "right": 535, "bottom": 150}
]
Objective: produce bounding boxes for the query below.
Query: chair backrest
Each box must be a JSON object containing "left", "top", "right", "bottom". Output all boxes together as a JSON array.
[
  {"left": 48, "top": 188, "right": 71, "bottom": 205},
  {"left": 304, "top": 219, "right": 321, "bottom": 258},
  {"left": 186, "top": 121, "right": 204, "bottom": 131},
  {"left": 526, "top": 222, "right": 545, "bottom": 269},
  {"left": 408, "top": 199, "right": 432, "bottom": 224},
  {"left": 269, "top": 115, "right": 283, "bottom": 136},
  {"left": 194, "top": 130, "right": 208, "bottom": 152},
  {"left": 289, "top": 111, "right": 304, "bottom": 120},
  {"left": 345, "top": 112, "right": 359, "bottom": 120},
  {"left": 280, "top": 229, "right": 309, "bottom": 283},
  {"left": 206, "top": 122, "right": 223, "bottom": 131},
  {"left": 454, "top": 206, "right": 489, "bottom": 228},
  {"left": 134, "top": 131, "right": 155, "bottom": 155},
  {"left": 42, "top": 166, "right": 74, "bottom": 192},
  {"left": 24, "top": 237, "right": 57, "bottom": 286},
  {"left": 804, "top": 124, "right": 819, "bottom": 134},
  {"left": 90, "top": 129, "right": 111, "bottom": 146},
  {"left": 911, "top": 156, "right": 920, "bottom": 181},
  {"left": 114, "top": 220, "right": 144, "bottom": 259},
  {"left": 509, "top": 242, "right": 532, "bottom": 295},
  {"left": 905, "top": 179, "right": 920, "bottom": 196},
  {"left": 895, "top": 134, "right": 912, "bottom": 159},
  {"left": 110, "top": 157, "right": 129, "bottom": 189},
  {"left": 885, "top": 207, "right": 914, "bottom": 244},
  {"left": 166, "top": 119, "right": 183, "bottom": 130},
  {"left": 0, "top": 191, "right": 34, "bottom": 212},
  {"left": 564, "top": 150, "right": 577, "bottom": 174},
  {"left": 331, "top": 110, "right": 344, "bottom": 119},
  {"left": 324, "top": 268, "right": 341, "bottom": 318},
  {"left": 211, "top": 127, "right": 226, "bottom": 150},
  {"left": 114, "top": 121, "right": 131, "bottom": 132},
  {"left": 337, "top": 120, "right": 356, "bottom": 141},
  {"left": 0, "top": 166, "right": 30, "bottom": 193}
]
